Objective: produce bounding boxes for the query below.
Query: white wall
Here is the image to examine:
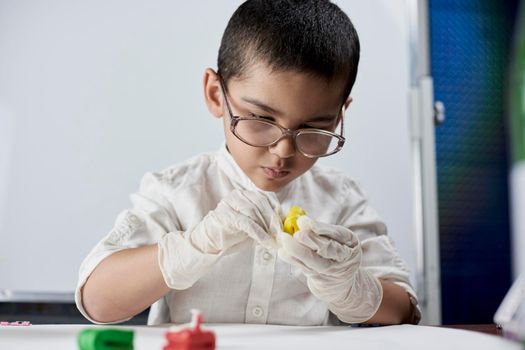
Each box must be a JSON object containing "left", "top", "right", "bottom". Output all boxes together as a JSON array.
[
  {"left": 511, "top": 163, "right": 525, "bottom": 278},
  {"left": 0, "top": 0, "right": 416, "bottom": 296}
]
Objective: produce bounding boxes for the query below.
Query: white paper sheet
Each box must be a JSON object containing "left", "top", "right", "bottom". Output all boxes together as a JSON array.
[{"left": 0, "top": 324, "right": 519, "bottom": 350}]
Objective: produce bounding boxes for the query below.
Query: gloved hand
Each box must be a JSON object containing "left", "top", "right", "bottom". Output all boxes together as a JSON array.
[
  {"left": 159, "top": 189, "right": 282, "bottom": 290},
  {"left": 278, "top": 216, "right": 383, "bottom": 323}
]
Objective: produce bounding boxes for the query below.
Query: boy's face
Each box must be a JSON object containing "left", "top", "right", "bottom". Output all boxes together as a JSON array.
[{"left": 204, "top": 63, "right": 350, "bottom": 192}]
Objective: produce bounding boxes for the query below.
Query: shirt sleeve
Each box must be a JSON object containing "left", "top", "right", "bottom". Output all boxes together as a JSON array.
[
  {"left": 336, "top": 178, "right": 419, "bottom": 304},
  {"left": 75, "top": 171, "right": 179, "bottom": 324}
]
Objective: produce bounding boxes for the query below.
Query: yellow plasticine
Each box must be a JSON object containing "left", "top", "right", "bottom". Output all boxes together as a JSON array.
[{"left": 283, "top": 206, "right": 306, "bottom": 235}]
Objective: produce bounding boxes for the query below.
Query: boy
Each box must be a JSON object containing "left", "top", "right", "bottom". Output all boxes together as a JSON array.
[{"left": 77, "top": 0, "right": 420, "bottom": 326}]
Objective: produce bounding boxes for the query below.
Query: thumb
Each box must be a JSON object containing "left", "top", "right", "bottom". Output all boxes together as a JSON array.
[
  {"left": 296, "top": 215, "right": 315, "bottom": 232},
  {"left": 234, "top": 216, "right": 278, "bottom": 250}
]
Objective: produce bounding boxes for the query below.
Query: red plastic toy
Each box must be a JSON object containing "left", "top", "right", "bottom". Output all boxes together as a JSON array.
[{"left": 163, "top": 310, "right": 215, "bottom": 350}]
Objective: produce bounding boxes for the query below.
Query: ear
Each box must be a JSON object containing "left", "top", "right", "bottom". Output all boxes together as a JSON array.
[
  {"left": 203, "top": 68, "right": 223, "bottom": 118},
  {"left": 344, "top": 96, "right": 353, "bottom": 111},
  {"left": 338, "top": 96, "right": 353, "bottom": 122}
]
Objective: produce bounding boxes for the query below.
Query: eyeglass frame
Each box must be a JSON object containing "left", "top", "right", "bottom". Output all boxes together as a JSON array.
[{"left": 219, "top": 79, "right": 346, "bottom": 158}]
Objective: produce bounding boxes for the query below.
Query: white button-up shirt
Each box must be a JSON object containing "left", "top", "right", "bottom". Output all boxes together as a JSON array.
[{"left": 75, "top": 145, "right": 416, "bottom": 325}]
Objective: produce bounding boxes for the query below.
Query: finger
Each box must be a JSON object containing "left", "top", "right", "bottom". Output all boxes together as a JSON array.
[
  {"left": 240, "top": 190, "right": 283, "bottom": 232},
  {"left": 294, "top": 216, "right": 356, "bottom": 262},
  {"left": 226, "top": 189, "right": 272, "bottom": 214},
  {"left": 278, "top": 231, "right": 335, "bottom": 275},
  {"left": 294, "top": 230, "right": 353, "bottom": 262},
  {"left": 244, "top": 190, "right": 280, "bottom": 212},
  {"left": 295, "top": 215, "right": 315, "bottom": 231},
  {"left": 297, "top": 216, "right": 359, "bottom": 248},
  {"left": 277, "top": 245, "right": 318, "bottom": 276},
  {"left": 277, "top": 248, "right": 309, "bottom": 271},
  {"left": 224, "top": 190, "right": 283, "bottom": 234},
  {"left": 232, "top": 214, "right": 278, "bottom": 250},
  {"left": 198, "top": 209, "right": 249, "bottom": 251}
]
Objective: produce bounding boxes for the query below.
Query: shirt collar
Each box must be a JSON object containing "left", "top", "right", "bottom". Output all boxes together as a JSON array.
[{"left": 217, "top": 143, "right": 259, "bottom": 191}]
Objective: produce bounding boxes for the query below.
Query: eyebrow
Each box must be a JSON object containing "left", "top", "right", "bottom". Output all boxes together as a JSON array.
[
  {"left": 241, "top": 97, "right": 282, "bottom": 115},
  {"left": 240, "top": 96, "right": 337, "bottom": 123}
]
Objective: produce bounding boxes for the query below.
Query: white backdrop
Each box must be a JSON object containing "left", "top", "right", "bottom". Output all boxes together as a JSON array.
[{"left": 0, "top": 1, "right": 415, "bottom": 296}]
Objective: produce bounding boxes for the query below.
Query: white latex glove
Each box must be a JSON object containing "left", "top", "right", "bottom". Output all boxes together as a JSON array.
[
  {"left": 159, "top": 189, "right": 282, "bottom": 290},
  {"left": 278, "top": 216, "right": 383, "bottom": 323}
]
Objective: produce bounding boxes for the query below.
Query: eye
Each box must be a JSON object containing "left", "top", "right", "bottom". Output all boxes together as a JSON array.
[
  {"left": 300, "top": 123, "right": 331, "bottom": 130},
  {"left": 300, "top": 118, "right": 336, "bottom": 130},
  {"left": 299, "top": 124, "right": 315, "bottom": 129},
  {"left": 249, "top": 113, "right": 274, "bottom": 122}
]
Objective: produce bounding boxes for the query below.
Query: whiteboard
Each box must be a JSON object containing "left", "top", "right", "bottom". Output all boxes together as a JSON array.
[{"left": 0, "top": 1, "right": 415, "bottom": 296}]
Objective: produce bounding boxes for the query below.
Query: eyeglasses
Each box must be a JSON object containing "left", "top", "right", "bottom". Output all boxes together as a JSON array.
[{"left": 220, "top": 81, "right": 346, "bottom": 158}]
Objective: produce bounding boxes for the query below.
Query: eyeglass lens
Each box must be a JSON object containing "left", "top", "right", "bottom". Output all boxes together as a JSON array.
[{"left": 234, "top": 119, "right": 339, "bottom": 157}]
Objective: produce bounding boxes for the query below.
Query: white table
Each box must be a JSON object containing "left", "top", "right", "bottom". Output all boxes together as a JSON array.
[{"left": 0, "top": 324, "right": 519, "bottom": 350}]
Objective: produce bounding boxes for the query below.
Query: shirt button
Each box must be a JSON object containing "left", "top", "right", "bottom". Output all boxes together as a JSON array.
[
  {"left": 262, "top": 251, "right": 273, "bottom": 261},
  {"left": 252, "top": 306, "right": 264, "bottom": 317}
]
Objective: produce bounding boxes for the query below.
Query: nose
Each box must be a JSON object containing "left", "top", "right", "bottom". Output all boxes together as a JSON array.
[{"left": 268, "top": 133, "right": 296, "bottom": 159}]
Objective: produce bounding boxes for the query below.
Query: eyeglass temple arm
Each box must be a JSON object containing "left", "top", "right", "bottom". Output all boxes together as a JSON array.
[
  {"left": 219, "top": 79, "right": 236, "bottom": 123},
  {"left": 339, "top": 104, "right": 346, "bottom": 138}
]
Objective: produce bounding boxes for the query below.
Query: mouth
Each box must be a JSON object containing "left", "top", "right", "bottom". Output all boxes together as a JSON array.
[{"left": 262, "top": 167, "right": 290, "bottom": 179}]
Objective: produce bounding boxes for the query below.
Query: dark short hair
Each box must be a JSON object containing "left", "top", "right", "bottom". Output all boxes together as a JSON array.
[{"left": 217, "top": 0, "right": 360, "bottom": 102}]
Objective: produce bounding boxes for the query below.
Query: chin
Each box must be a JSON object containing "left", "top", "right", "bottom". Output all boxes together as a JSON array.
[{"left": 254, "top": 179, "right": 287, "bottom": 192}]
